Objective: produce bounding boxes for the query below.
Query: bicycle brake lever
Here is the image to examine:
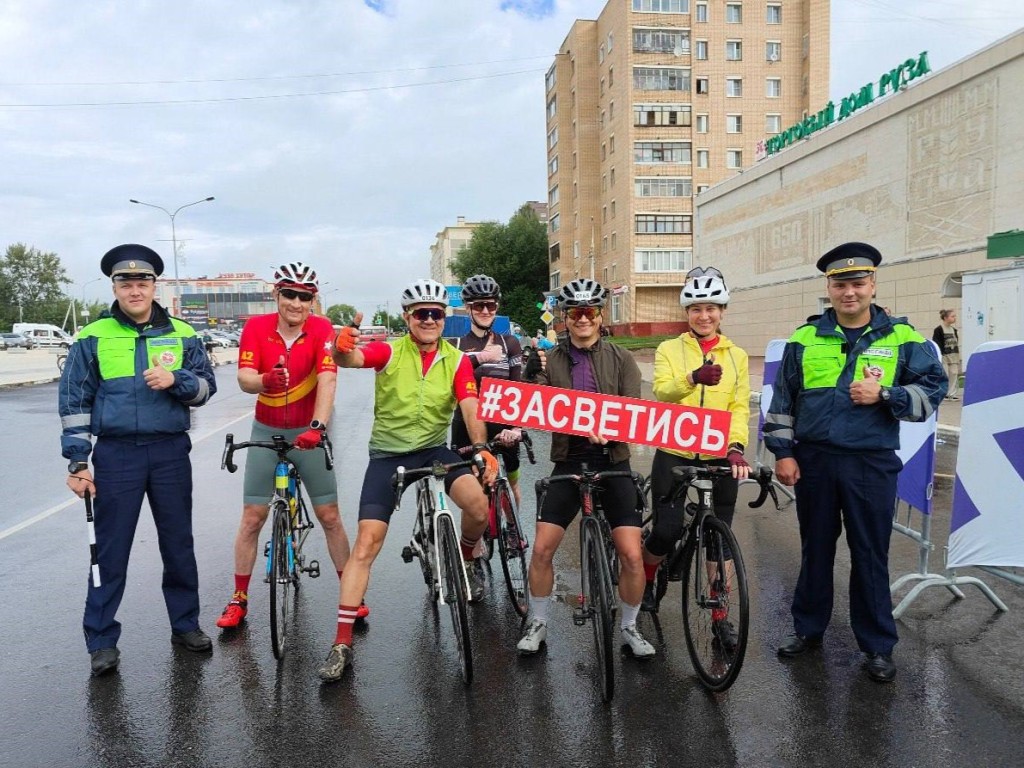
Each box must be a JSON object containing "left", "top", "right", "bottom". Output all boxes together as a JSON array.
[
  {"left": 748, "top": 467, "right": 773, "bottom": 508},
  {"left": 322, "top": 434, "right": 334, "bottom": 471},
  {"left": 522, "top": 431, "right": 536, "bottom": 464},
  {"left": 221, "top": 434, "right": 237, "bottom": 473}
]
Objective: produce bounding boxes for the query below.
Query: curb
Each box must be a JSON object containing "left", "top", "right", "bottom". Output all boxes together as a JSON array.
[{"left": 0, "top": 376, "right": 60, "bottom": 390}]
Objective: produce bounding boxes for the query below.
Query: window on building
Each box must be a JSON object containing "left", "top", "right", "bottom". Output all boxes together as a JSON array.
[
  {"left": 766, "top": 78, "right": 781, "bottom": 97},
  {"left": 634, "top": 141, "right": 692, "bottom": 163},
  {"left": 572, "top": 119, "right": 577, "bottom": 137},
  {"left": 726, "top": 40, "right": 742, "bottom": 61},
  {"left": 610, "top": 167, "right": 616, "bottom": 186},
  {"left": 765, "top": 113, "right": 782, "bottom": 133},
  {"left": 600, "top": 77, "right": 605, "bottom": 96},
  {"left": 548, "top": 126, "right": 559, "bottom": 149},
  {"left": 726, "top": 77, "right": 743, "bottom": 97},
  {"left": 611, "top": 231, "right": 618, "bottom": 249},
  {"left": 611, "top": 200, "right": 616, "bottom": 218},
  {"left": 549, "top": 155, "right": 559, "bottom": 175},
  {"left": 572, "top": 151, "right": 577, "bottom": 168},
  {"left": 726, "top": 114, "right": 742, "bottom": 133},
  {"left": 767, "top": 4, "right": 781, "bottom": 24},
  {"left": 695, "top": 39, "right": 708, "bottom": 60},
  {"left": 635, "top": 177, "right": 693, "bottom": 197},
  {"left": 633, "top": 67, "right": 690, "bottom": 91},
  {"left": 726, "top": 3, "right": 742, "bottom": 23},
  {"left": 600, "top": 110, "right": 605, "bottom": 129},
  {"left": 608, "top": 32, "right": 614, "bottom": 52},
  {"left": 571, "top": 89, "right": 576, "bottom": 108},
  {"left": 802, "top": 34, "right": 809, "bottom": 58},
  {"left": 696, "top": 113, "right": 708, "bottom": 133},
  {"left": 634, "top": 103, "right": 692, "bottom": 127},
  {"left": 602, "top": 142, "right": 607, "bottom": 161},
  {"left": 633, "top": 27, "right": 690, "bottom": 54},
  {"left": 609, "top": 66, "right": 614, "bottom": 87},
  {"left": 696, "top": 148, "right": 709, "bottom": 168},
  {"left": 547, "top": 96, "right": 557, "bottom": 120},
  {"left": 545, "top": 65, "right": 556, "bottom": 92},
  {"left": 549, "top": 242, "right": 560, "bottom": 263},
  {"left": 603, "top": 236, "right": 609, "bottom": 253},
  {"left": 602, "top": 205, "right": 608, "bottom": 223},
  {"left": 550, "top": 213, "right": 560, "bottom": 232},
  {"left": 632, "top": 0, "right": 690, "bottom": 12},
  {"left": 550, "top": 270, "right": 561, "bottom": 290},
  {"left": 635, "top": 214, "right": 692, "bottom": 234},
  {"left": 599, "top": 44, "right": 605, "bottom": 64},
  {"left": 695, "top": 2, "right": 708, "bottom": 22},
  {"left": 549, "top": 185, "right": 559, "bottom": 206},
  {"left": 609, "top": 101, "right": 615, "bottom": 120},
  {"left": 696, "top": 77, "right": 709, "bottom": 94},
  {"left": 610, "top": 135, "right": 615, "bottom": 154},
  {"left": 573, "top": 180, "right": 578, "bottom": 198},
  {"left": 726, "top": 149, "right": 743, "bottom": 169},
  {"left": 766, "top": 41, "right": 781, "bottom": 62},
  {"left": 635, "top": 248, "right": 692, "bottom": 272},
  {"left": 696, "top": 184, "right": 709, "bottom": 193}
]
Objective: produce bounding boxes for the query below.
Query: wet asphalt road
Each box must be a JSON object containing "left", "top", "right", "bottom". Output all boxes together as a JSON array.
[{"left": 1, "top": 367, "right": 1023, "bottom": 768}]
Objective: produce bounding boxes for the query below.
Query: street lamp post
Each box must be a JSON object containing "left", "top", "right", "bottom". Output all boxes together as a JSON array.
[
  {"left": 129, "top": 196, "right": 215, "bottom": 314},
  {"left": 79, "top": 276, "right": 103, "bottom": 329}
]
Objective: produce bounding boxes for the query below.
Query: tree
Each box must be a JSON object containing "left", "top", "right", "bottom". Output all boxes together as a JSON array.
[
  {"left": 324, "top": 303, "right": 357, "bottom": 326},
  {"left": 451, "top": 203, "right": 548, "bottom": 329},
  {"left": 0, "top": 243, "right": 72, "bottom": 329}
]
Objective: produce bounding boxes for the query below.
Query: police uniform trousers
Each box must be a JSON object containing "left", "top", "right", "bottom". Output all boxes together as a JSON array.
[
  {"left": 83, "top": 433, "right": 201, "bottom": 652},
  {"left": 790, "top": 443, "right": 902, "bottom": 655}
]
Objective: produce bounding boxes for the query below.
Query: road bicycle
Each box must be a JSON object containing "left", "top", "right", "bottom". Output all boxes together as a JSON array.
[
  {"left": 645, "top": 465, "right": 775, "bottom": 692},
  {"left": 457, "top": 432, "right": 536, "bottom": 618},
  {"left": 221, "top": 432, "right": 330, "bottom": 659},
  {"left": 396, "top": 454, "right": 486, "bottom": 684},
  {"left": 535, "top": 464, "right": 647, "bottom": 703},
  {"left": 57, "top": 353, "right": 67, "bottom": 374}
]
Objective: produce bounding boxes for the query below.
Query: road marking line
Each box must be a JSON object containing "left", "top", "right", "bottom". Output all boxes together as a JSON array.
[{"left": 0, "top": 412, "right": 253, "bottom": 541}]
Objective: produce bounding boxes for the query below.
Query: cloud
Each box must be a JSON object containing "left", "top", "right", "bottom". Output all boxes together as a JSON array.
[
  {"left": 500, "top": 0, "right": 556, "bottom": 20},
  {"left": 364, "top": 0, "right": 388, "bottom": 13}
]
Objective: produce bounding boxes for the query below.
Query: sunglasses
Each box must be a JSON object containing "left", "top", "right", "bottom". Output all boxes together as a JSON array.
[
  {"left": 410, "top": 307, "right": 446, "bottom": 322},
  {"left": 469, "top": 301, "right": 498, "bottom": 313},
  {"left": 279, "top": 288, "right": 315, "bottom": 303},
  {"left": 565, "top": 307, "right": 601, "bottom": 321},
  {"left": 685, "top": 266, "right": 724, "bottom": 281}
]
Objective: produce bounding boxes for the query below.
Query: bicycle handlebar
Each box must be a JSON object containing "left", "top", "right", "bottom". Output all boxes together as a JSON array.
[
  {"left": 747, "top": 466, "right": 779, "bottom": 509},
  {"left": 538, "top": 468, "right": 645, "bottom": 492},
  {"left": 220, "top": 432, "right": 334, "bottom": 473},
  {"left": 453, "top": 430, "right": 537, "bottom": 465},
  {"left": 390, "top": 455, "right": 484, "bottom": 511},
  {"left": 665, "top": 464, "right": 777, "bottom": 509}
]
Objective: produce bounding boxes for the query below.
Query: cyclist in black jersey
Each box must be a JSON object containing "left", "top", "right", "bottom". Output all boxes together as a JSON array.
[{"left": 451, "top": 274, "right": 525, "bottom": 507}]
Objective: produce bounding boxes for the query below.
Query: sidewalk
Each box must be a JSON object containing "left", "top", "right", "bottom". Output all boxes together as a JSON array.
[
  {"left": 631, "top": 351, "right": 961, "bottom": 443},
  {"left": 0, "top": 347, "right": 239, "bottom": 389}
]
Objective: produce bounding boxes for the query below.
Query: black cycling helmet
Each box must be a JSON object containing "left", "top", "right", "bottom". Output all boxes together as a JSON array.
[
  {"left": 557, "top": 277, "right": 608, "bottom": 309},
  {"left": 461, "top": 274, "right": 501, "bottom": 302}
]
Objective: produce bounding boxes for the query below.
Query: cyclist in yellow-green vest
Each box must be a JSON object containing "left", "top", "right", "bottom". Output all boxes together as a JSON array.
[
  {"left": 317, "top": 278, "right": 499, "bottom": 683},
  {"left": 59, "top": 244, "right": 217, "bottom": 677},
  {"left": 765, "top": 242, "right": 946, "bottom": 684}
]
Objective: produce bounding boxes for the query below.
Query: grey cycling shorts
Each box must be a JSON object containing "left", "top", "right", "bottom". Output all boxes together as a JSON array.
[{"left": 242, "top": 420, "right": 339, "bottom": 507}]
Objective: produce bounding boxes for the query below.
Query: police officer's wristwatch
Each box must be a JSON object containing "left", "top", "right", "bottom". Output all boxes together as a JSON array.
[
  {"left": 68, "top": 460, "right": 89, "bottom": 474},
  {"left": 309, "top": 419, "right": 327, "bottom": 432},
  {"left": 879, "top": 386, "right": 892, "bottom": 404}
]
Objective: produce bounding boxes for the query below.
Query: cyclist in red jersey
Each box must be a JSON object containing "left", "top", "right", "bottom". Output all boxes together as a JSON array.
[
  {"left": 316, "top": 278, "right": 499, "bottom": 682},
  {"left": 214, "top": 262, "right": 361, "bottom": 633}
]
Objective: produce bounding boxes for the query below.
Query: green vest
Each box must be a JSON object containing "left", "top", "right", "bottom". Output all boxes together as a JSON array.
[
  {"left": 791, "top": 321, "right": 922, "bottom": 389},
  {"left": 78, "top": 316, "right": 193, "bottom": 380},
  {"left": 369, "top": 335, "right": 463, "bottom": 455}
]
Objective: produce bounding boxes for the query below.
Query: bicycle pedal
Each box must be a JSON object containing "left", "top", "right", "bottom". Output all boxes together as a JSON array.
[
  {"left": 305, "top": 559, "right": 320, "bottom": 578},
  {"left": 572, "top": 607, "right": 590, "bottom": 626},
  {"left": 401, "top": 545, "right": 414, "bottom": 563}
]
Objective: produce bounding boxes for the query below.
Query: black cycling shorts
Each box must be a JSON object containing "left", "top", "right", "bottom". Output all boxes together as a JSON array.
[
  {"left": 358, "top": 445, "right": 474, "bottom": 523},
  {"left": 537, "top": 457, "right": 642, "bottom": 530}
]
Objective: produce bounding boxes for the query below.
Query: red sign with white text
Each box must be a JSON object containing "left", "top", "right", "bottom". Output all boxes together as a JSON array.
[{"left": 477, "top": 378, "right": 732, "bottom": 456}]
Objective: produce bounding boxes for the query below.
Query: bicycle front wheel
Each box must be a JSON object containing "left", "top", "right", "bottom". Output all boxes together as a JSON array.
[
  {"left": 437, "top": 514, "right": 473, "bottom": 684},
  {"left": 268, "top": 502, "right": 292, "bottom": 660},
  {"left": 581, "top": 517, "right": 615, "bottom": 702},
  {"left": 680, "top": 515, "right": 749, "bottom": 692},
  {"left": 496, "top": 481, "right": 529, "bottom": 618}
]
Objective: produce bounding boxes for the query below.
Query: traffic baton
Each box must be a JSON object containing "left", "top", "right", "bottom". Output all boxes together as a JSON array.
[{"left": 84, "top": 490, "right": 101, "bottom": 587}]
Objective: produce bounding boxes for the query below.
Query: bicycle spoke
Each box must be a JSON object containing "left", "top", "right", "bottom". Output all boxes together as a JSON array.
[
  {"left": 497, "top": 482, "right": 529, "bottom": 618},
  {"left": 583, "top": 519, "right": 615, "bottom": 702},
  {"left": 438, "top": 515, "right": 473, "bottom": 684},
  {"left": 269, "top": 505, "right": 290, "bottom": 660}
]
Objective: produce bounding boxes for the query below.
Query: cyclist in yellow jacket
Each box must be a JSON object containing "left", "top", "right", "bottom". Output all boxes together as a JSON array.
[{"left": 641, "top": 266, "right": 750, "bottom": 650}]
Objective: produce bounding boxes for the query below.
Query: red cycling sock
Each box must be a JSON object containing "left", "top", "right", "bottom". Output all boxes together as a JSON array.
[
  {"left": 334, "top": 604, "right": 359, "bottom": 646},
  {"left": 234, "top": 574, "right": 252, "bottom": 594},
  {"left": 460, "top": 535, "right": 479, "bottom": 561}
]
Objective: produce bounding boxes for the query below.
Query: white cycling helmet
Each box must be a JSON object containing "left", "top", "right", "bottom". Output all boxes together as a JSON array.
[
  {"left": 680, "top": 267, "right": 730, "bottom": 307},
  {"left": 401, "top": 278, "right": 449, "bottom": 309},
  {"left": 274, "top": 261, "right": 319, "bottom": 292}
]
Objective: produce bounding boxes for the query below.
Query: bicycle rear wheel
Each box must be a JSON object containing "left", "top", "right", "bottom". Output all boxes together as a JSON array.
[
  {"left": 437, "top": 514, "right": 473, "bottom": 684},
  {"left": 581, "top": 517, "right": 615, "bottom": 702},
  {"left": 496, "top": 481, "right": 529, "bottom": 618},
  {"left": 680, "top": 515, "right": 749, "bottom": 692},
  {"left": 268, "top": 502, "right": 291, "bottom": 660}
]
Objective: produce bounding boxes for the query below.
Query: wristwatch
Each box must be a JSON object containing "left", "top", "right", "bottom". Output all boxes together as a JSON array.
[
  {"left": 68, "top": 460, "right": 89, "bottom": 474},
  {"left": 309, "top": 419, "right": 327, "bottom": 432},
  {"left": 879, "top": 386, "right": 891, "bottom": 403}
]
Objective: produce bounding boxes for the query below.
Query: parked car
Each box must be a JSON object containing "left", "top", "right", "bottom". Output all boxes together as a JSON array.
[
  {"left": 202, "top": 332, "right": 232, "bottom": 349},
  {"left": 0, "top": 332, "right": 34, "bottom": 350},
  {"left": 11, "top": 323, "right": 72, "bottom": 349}
]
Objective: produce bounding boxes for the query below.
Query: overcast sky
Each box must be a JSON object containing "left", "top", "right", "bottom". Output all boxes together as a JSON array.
[{"left": 2, "top": 0, "right": 1021, "bottom": 310}]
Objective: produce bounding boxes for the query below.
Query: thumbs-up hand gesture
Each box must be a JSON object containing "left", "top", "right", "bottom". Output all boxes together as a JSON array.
[
  {"left": 850, "top": 364, "right": 883, "bottom": 405},
  {"left": 690, "top": 353, "right": 722, "bottom": 387},
  {"left": 334, "top": 311, "right": 363, "bottom": 354},
  {"left": 261, "top": 355, "right": 289, "bottom": 393},
  {"left": 144, "top": 354, "right": 175, "bottom": 390}
]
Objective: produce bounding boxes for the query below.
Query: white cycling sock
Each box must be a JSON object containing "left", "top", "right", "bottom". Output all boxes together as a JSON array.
[
  {"left": 620, "top": 601, "right": 641, "bottom": 629},
  {"left": 528, "top": 595, "right": 550, "bottom": 624}
]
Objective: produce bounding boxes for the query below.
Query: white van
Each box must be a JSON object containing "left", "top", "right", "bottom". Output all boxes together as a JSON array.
[{"left": 12, "top": 323, "right": 73, "bottom": 349}]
